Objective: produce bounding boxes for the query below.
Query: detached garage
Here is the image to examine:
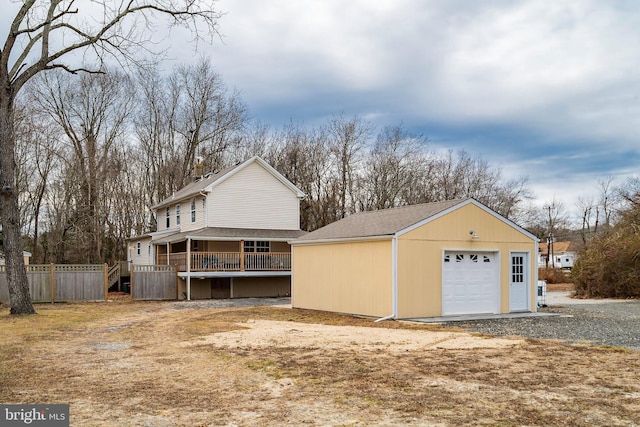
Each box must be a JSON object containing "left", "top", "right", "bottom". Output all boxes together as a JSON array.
[{"left": 291, "top": 199, "right": 538, "bottom": 319}]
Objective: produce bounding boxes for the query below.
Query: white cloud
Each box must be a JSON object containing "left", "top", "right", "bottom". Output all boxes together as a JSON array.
[{"left": 201, "top": 0, "right": 640, "bottom": 151}]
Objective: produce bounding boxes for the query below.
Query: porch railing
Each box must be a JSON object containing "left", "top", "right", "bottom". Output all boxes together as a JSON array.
[
  {"left": 157, "top": 253, "right": 187, "bottom": 270},
  {"left": 156, "top": 251, "right": 291, "bottom": 272}
]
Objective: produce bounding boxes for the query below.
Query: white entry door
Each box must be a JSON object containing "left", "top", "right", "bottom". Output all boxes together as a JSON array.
[
  {"left": 509, "top": 252, "right": 529, "bottom": 312},
  {"left": 442, "top": 251, "right": 499, "bottom": 316}
]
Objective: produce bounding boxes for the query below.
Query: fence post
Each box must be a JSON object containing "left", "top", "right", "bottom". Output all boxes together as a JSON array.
[
  {"left": 175, "top": 265, "right": 179, "bottom": 300},
  {"left": 130, "top": 265, "right": 134, "bottom": 300},
  {"left": 103, "top": 263, "right": 108, "bottom": 301},
  {"left": 50, "top": 263, "right": 55, "bottom": 304}
]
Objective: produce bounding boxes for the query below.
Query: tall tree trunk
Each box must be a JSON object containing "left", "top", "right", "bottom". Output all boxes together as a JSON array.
[{"left": 0, "top": 85, "right": 35, "bottom": 315}]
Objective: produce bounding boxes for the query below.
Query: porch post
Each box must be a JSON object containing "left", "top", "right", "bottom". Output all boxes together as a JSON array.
[
  {"left": 240, "top": 240, "right": 245, "bottom": 271},
  {"left": 186, "top": 238, "right": 191, "bottom": 301},
  {"left": 166, "top": 243, "right": 170, "bottom": 265}
]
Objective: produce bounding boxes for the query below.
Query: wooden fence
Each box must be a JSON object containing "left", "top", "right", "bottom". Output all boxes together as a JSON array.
[
  {"left": 132, "top": 265, "right": 178, "bottom": 301},
  {"left": 0, "top": 264, "right": 108, "bottom": 303}
]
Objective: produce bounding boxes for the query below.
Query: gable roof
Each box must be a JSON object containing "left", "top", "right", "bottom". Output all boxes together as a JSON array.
[
  {"left": 152, "top": 156, "right": 305, "bottom": 210},
  {"left": 293, "top": 198, "right": 538, "bottom": 243},
  {"left": 295, "top": 199, "right": 464, "bottom": 242}
]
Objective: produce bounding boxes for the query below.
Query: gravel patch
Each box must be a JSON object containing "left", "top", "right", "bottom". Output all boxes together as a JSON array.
[
  {"left": 445, "top": 293, "right": 640, "bottom": 350},
  {"left": 167, "top": 295, "right": 640, "bottom": 351}
]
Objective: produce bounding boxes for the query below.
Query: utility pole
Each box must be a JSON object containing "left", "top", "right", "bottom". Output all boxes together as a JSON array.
[{"left": 546, "top": 205, "right": 554, "bottom": 269}]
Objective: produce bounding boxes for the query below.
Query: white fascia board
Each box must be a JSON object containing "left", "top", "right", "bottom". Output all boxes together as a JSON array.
[
  {"left": 149, "top": 228, "right": 180, "bottom": 237},
  {"left": 186, "top": 235, "right": 295, "bottom": 242},
  {"left": 396, "top": 198, "right": 539, "bottom": 242},
  {"left": 126, "top": 234, "right": 153, "bottom": 242},
  {"left": 290, "top": 235, "right": 393, "bottom": 246},
  {"left": 178, "top": 271, "right": 292, "bottom": 278}
]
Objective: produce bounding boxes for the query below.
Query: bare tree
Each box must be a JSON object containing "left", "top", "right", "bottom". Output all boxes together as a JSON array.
[
  {"left": 326, "top": 113, "right": 373, "bottom": 219},
  {"left": 13, "top": 100, "right": 59, "bottom": 263},
  {"left": 0, "top": 1, "right": 221, "bottom": 314},
  {"left": 576, "top": 195, "right": 595, "bottom": 246},
  {"left": 230, "top": 120, "right": 271, "bottom": 162},
  {"left": 135, "top": 60, "right": 247, "bottom": 208},
  {"left": 542, "top": 197, "right": 569, "bottom": 268},
  {"left": 619, "top": 176, "right": 640, "bottom": 207},
  {"left": 30, "top": 69, "right": 134, "bottom": 263},
  {"left": 360, "top": 124, "right": 428, "bottom": 210},
  {"left": 596, "top": 176, "right": 620, "bottom": 232},
  {"left": 575, "top": 177, "right": 623, "bottom": 246},
  {"left": 263, "top": 122, "right": 333, "bottom": 231}
]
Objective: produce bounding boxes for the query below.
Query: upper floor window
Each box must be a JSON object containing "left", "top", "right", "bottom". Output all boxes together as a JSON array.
[
  {"left": 166, "top": 207, "right": 170, "bottom": 228},
  {"left": 136, "top": 242, "right": 141, "bottom": 255},
  {"left": 190, "top": 198, "right": 196, "bottom": 222},
  {"left": 244, "top": 241, "right": 270, "bottom": 253},
  {"left": 176, "top": 204, "right": 181, "bottom": 226}
]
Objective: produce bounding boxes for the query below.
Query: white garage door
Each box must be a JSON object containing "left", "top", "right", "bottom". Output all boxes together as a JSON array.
[{"left": 442, "top": 251, "right": 499, "bottom": 316}]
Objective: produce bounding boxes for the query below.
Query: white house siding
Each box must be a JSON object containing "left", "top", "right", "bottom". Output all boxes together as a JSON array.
[
  {"left": 208, "top": 162, "right": 300, "bottom": 230},
  {"left": 156, "top": 206, "right": 171, "bottom": 232},
  {"left": 129, "top": 237, "right": 154, "bottom": 265},
  {"left": 180, "top": 196, "right": 207, "bottom": 232}
]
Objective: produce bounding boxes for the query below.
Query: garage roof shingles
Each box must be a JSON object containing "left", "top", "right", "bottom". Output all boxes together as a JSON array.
[{"left": 297, "top": 199, "right": 465, "bottom": 241}]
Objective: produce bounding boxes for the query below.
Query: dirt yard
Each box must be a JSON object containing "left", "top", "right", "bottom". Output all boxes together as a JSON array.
[{"left": 1, "top": 300, "right": 639, "bottom": 426}]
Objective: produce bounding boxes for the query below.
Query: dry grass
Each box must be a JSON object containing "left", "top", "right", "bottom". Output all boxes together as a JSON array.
[{"left": 1, "top": 301, "right": 639, "bottom": 426}]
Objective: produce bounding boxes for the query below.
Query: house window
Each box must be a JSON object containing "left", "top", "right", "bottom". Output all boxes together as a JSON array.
[
  {"left": 147, "top": 245, "right": 151, "bottom": 255},
  {"left": 190, "top": 198, "right": 196, "bottom": 222},
  {"left": 176, "top": 204, "right": 181, "bottom": 225},
  {"left": 244, "top": 241, "right": 270, "bottom": 253},
  {"left": 166, "top": 207, "right": 170, "bottom": 228},
  {"left": 137, "top": 242, "right": 141, "bottom": 255}
]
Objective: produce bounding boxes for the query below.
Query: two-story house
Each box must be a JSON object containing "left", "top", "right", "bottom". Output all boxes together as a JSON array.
[{"left": 128, "top": 156, "right": 306, "bottom": 300}]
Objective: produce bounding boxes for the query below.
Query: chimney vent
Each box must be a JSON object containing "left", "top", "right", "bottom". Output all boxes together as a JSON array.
[{"left": 193, "top": 156, "right": 204, "bottom": 181}]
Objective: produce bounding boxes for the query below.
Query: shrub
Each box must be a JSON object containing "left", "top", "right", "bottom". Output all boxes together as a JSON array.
[
  {"left": 573, "top": 208, "right": 640, "bottom": 298},
  {"left": 538, "top": 268, "right": 571, "bottom": 284}
]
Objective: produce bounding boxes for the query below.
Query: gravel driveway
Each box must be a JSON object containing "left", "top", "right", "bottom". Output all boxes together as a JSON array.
[
  {"left": 444, "top": 292, "right": 640, "bottom": 350},
  {"left": 167, "top": 294, "right": 640, "bottom": 351}
]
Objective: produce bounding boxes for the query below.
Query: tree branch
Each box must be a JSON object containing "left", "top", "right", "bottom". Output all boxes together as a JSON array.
[{"left": 9, "top": 1, "right": 222, "bottom": 93}]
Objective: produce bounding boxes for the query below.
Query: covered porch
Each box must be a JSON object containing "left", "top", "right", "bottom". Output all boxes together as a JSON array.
[{"left": 151, "top": 227, "right": 305, "bottom": 300}]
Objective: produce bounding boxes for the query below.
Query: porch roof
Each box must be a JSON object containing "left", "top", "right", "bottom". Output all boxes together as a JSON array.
[{"left": 152, "top": 227, "right": 307, "bottom": 244}]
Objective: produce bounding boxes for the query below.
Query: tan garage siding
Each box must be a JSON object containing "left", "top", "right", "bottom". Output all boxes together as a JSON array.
[
  {"left": 292, "top": 239, "right": 393, "bottom": 318},
  {"left": 396, "top": 203, "right": 537, "bottom": 318}
]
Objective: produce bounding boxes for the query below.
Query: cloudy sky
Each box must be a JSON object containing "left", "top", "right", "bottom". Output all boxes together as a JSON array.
[
  {"left": 165, "top": 0, "right": 640, "bottom": 213},
  {"left": 3, "top": 1, "right": 639, "bottom": 216}
]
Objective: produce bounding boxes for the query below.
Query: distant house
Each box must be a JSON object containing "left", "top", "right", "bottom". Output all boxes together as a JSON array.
[
  {"left": 538, "top": 241, "right": 576, "bottom": 269},
  {"left": 0, "top": 251, "right": 32, "bottom": 266},
  {"left": 128, "top": 156, "right": 306, "bottom": 300},
  {"left": 291, "top": 199, "right": 539, "bottom": 319}
]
